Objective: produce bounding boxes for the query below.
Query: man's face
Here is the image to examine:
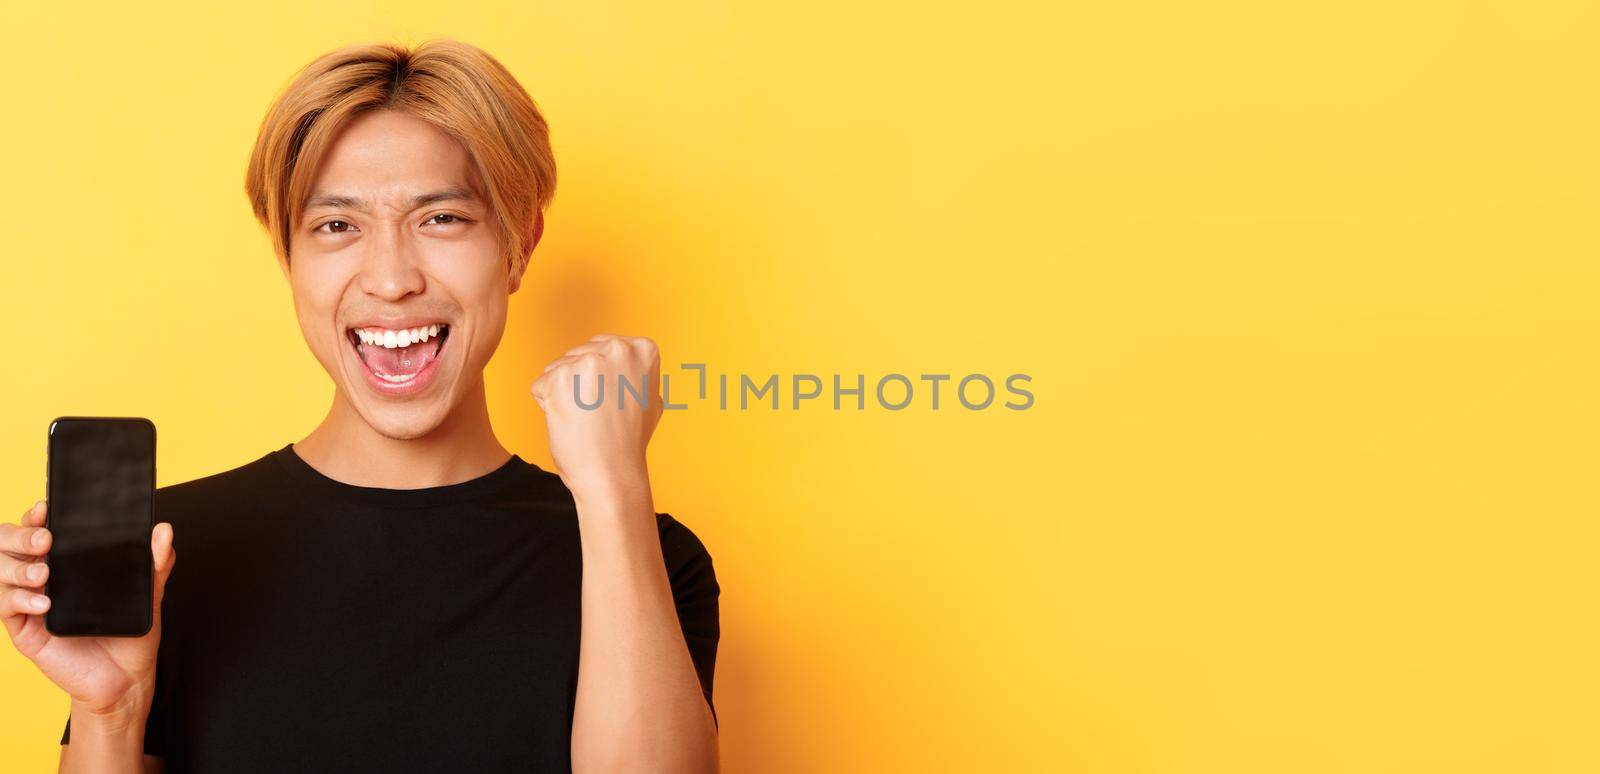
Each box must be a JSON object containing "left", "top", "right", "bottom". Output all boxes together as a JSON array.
[{"left": 284, "top": 108, "right": 525, "bottom": 440}]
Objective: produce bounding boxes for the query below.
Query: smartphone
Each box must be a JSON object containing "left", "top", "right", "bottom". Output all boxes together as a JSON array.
[{"left": 44, "top": 417, "right": 156, "bottom": 637}]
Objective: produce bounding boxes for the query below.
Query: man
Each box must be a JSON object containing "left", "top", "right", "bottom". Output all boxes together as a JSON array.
[{"left": 0, "top": 39, "right": 720, "bottom": 773}]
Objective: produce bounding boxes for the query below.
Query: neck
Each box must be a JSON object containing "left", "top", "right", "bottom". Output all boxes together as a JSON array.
[{"left": 292, "top": 379, "right": 512, "bottom": 489}]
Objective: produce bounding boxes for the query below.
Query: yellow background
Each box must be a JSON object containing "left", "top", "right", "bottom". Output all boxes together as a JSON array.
[{"left": 2, "top": 1, "right": 1597, "bottom": 771}]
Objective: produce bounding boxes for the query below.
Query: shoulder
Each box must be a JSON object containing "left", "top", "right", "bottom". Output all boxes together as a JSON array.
[
  {"left": 655, "top": 512, "right": 714, "bottom": 559},
  {"left": 654, "top": 512, "right": 720, "bottom": 590}
]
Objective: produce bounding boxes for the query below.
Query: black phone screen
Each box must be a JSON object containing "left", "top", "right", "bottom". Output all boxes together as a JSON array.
[{"left": 44, "top": 417, "right": 155, "bottom": 637}]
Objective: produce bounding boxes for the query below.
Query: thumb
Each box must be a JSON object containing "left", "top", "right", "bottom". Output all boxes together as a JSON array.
[
  {"left": 151, "top": 522, "right": 176, "bottom": 612},
  {"left": 530, "top": 377, "right": 549, "bottom": 414}
]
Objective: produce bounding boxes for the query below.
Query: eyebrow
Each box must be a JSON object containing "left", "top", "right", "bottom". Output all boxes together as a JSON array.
[{"left": 303, "top": 185, "right": 480, "bottom": 212}]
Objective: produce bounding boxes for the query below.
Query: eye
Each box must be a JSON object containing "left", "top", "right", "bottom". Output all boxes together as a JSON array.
[
  {"left": 314, "top": 220, "right": 356, "bottom": 234},
  {"left": 425, "top": 213, "right": 470, "bottom": 226}
]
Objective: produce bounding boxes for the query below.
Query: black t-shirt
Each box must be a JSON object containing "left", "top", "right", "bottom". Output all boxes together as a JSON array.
[{"left": 60, "top": 443, "right": 720, "bottom": 772}]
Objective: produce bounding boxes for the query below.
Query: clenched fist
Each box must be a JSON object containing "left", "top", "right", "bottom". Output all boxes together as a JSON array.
[{"left": 530, "top": 334, "right": 663, "bottom": 500}]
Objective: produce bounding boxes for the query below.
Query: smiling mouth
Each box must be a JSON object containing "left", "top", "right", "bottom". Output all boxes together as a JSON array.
[{"left": 346, "top": 324, "right": 451, "bottom": 383}]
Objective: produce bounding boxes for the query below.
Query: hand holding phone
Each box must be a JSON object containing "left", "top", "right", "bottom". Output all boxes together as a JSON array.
[
  {"left": 0, "top": 422, "right": 178, "bottom": 719},
  {"left": 2, "top": 500, "right": 176, "bottom": 716}
]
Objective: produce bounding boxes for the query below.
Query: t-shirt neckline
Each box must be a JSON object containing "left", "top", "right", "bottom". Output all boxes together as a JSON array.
[{"left": 270, "top": 443, "right": 529, "bottom": 508}]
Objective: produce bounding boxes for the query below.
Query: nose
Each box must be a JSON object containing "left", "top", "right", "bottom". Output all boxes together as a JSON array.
[{"left": 356, "top": 227, "right": 426, "bottom": 301}]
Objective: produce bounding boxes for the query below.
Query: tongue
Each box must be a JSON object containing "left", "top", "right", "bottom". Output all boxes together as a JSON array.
[{"left": 361, "top": 336, "right": 443, "bottom": 376}]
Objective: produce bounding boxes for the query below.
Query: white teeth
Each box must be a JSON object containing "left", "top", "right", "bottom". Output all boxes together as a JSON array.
[{"left": 350, "top": 324, "right": 448, "bottom": 349}]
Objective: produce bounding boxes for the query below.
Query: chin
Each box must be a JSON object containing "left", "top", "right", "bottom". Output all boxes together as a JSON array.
[{"left": 358, "top": 405, "right": 451, "bottom": 441}]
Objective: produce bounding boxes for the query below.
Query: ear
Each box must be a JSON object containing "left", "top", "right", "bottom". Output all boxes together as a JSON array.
[{"left": 509, "top": 210, "right": 543, "bottom": 295}]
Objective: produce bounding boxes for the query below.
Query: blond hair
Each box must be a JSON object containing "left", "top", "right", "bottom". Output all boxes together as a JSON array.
[{"left": 244, "top": 38, "right": 556, "bottom": 272}]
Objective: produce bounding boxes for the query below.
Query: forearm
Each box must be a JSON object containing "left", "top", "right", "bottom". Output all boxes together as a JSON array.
[
  {"left": 58, "top": 699, "right": 151, "bottom": 774},
  {"left": 569, "top": 472, "right": 718, "bottom": 773}
]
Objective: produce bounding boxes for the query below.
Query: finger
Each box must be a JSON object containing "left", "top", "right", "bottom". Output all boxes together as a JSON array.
[
  {"left": 151, "top": 523, "right": 176, "bottom": 612},
  {"left": 1, "top": 554, "right": 47, "bottom": 589},
  {"left": 2, "top": 585, "right": 50, "bottom": 644},
  {"left": 21, "top": 500, "right": 46, "bottom": 528},
  {"left": 637, "top": 338, "right": 661, "bottom": 369},
  {"left": 0, "top": 522, "right": 50, "bottom": 557},
  {"left": 2, "top": 585, "right": 50, "bottom": 622},
  {"left": 541, "top": 354, "right": 579, "bottom": 375},
  {"left": 2, "top": 502, "right": 49, "bottom": 562},
  {"left": 547, "top": 356, "right": 612, "bottom": 404},
  {"left": 562, "top": 337, "right": 624, "bottom": 360},
  {"left": 621, "top": 335, "right": 659, "bottom": 360},
  {"left": 561, "top": 338, "right": 653, "bottom": 378},
  {"left": 530, "top": 382, "right": 549, "bottom": 412}
]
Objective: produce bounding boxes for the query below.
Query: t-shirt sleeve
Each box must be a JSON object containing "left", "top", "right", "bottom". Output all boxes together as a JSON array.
[{"left": 656, "top": 512, "right": 722, "bottom": 731}]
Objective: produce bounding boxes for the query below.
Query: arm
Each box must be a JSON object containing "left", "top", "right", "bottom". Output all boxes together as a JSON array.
[
  {"left": 58, "top": 701, "right": 165, "bottom": 774},
  {"left": 569, "top": 478, "right": 719, "bottom": 773},
  {"left": 532, "top": 334, "right": 719, "bottom": 773}
]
